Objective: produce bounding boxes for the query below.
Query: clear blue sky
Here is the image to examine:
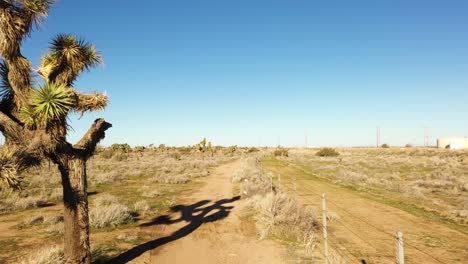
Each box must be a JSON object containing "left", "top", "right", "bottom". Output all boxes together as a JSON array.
[{"left": 19, "top": 0, "right": 468, "bottom": 147}]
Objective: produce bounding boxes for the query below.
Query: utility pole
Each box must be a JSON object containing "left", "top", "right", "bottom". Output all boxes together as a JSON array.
[
  {"left": 304, "top": 130, "right": 308, "bottom": 148},
  {"left": 376, "top": 126, "right": 381, "bottom": 148},
  {"left": 423, "top": 126, "right": 429, "bottom": 147}
]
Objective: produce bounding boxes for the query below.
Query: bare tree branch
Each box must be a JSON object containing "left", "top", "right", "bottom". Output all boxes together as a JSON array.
[{"left": 74, "top": 118, "right": 112, "bottom": 158}]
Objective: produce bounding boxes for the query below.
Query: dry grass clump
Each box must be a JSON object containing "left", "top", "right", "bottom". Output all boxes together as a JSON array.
[
  {"left": 89, "top": 194, "right": 132, "bottom": 229},
  {"left": 248, "top": 193, "right": 319, "bottom": 243},
  {"left": 151, "top": 173, "right": 190, "bottom": 184},
  {"left": 93, "top": 171, "right": 123, "bottom": 184},
  {"left": 273, "top": 147, "right": 289, "bottom": 157},
  {"left": 234, "top": 157, "right": 319, "bottom": 255},
  {"left": 133, "top": 200, "right": 150, "bottom": 212},
  {"left": 116, "top": 233, "right": 139, "bottom": 242},
  {"left": 232, "top": 158, "right": 271, "bottom": 198},
  {"left": 21, "top": 245, "right": 70, "bottom": 264}
]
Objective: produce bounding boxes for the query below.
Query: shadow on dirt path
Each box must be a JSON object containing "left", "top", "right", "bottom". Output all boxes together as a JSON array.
[{"left": 107, "top": 196, "right": 240, "bottom": 264}]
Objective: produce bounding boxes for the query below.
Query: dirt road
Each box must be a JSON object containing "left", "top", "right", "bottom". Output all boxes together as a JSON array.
[
  {"left": 119, "top": 160, "right": 285, "bottom": 264},
  {"left": 262, "top": 158, "right": 468, "bottom": 264}
]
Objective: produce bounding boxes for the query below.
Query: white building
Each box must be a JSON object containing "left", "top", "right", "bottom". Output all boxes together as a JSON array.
[{"left": 437, "top": 137, "right": 468, "bottom": 149}]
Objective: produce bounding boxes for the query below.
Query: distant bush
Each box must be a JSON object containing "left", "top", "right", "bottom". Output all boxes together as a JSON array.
[
  {"left": 405, "top": 144, "right": 412, "bottom": 148},
  {"left": 178, "top": 147, "right": 192, "bottom": 154},
  {"left": 112, "top": 152, "right": 128, "bottom": 161},
  {"left": 133, "top": 146, "right": 146, "bottom": 152},
  {"left": 381, "top": 144, "right": 390, "bottom": 148},
  {"left": 247, "top": 147, "right": 260, "bottom": 153},
  {"left": 316, "top": 148, "right": 340, "bottom": 157},
  {"left": 170, "top": 152, "right": 181, "bottom": 160},
  {"left": 273, "top": 148, "right": 289, "bottom": 157},
  {"left": 225, "top": 145, "right": 238, "bottom": 154},
  {"left": 109, "top": 143, "right": 131, "bottom": 153},
  {"left": 100, "top": 150, "right": 113, "bottom": 159}
]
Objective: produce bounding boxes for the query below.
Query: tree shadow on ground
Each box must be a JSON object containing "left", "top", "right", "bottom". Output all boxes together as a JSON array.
[{"left": 106, "top": 195, "right": 240, "bottom": 264}]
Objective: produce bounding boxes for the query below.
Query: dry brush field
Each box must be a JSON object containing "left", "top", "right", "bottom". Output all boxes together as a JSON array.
[
  {"left": 0, "top": 146, "right": 240, "bottom": 263},
  {"left": 1, "top": 146, "right": 467, "bottom": 264}
]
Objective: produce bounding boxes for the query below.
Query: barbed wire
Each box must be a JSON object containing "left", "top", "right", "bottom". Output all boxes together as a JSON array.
[{"left": 266, "top": 162, "right": 451, "bottom": 264}]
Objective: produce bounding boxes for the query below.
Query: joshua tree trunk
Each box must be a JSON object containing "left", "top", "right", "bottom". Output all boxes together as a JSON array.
[
  {"left": 0, "top": 2, "right": 111, "bottom": 263},
  {"left": 58, "top": 157, "right": 91, "bottom": 263}
]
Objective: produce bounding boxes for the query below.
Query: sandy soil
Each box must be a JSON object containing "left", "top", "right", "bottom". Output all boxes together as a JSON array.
[{"left": 118, "top": 160, "right": 285, "bottom": 264}]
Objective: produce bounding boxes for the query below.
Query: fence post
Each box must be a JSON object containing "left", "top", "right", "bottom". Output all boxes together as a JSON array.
[
  {"left": 395, "top": 231, "right": 404, "bottom": 264},
  {"left": 322, "top": 193, "right": 329, "bottom": 264}
]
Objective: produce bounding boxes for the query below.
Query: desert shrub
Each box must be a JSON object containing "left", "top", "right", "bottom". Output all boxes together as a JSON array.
[
  {"left": 21, "top": 245, "right": 70, "bottom": 264},
  {"left": 170, "top": 152, "right": 181, "bottom": 160},
  {"left": 133, "top": 146, "right": 146, "bottom": 152},
  {"left": 233, "top": 158, "right": 319, "bottom": 254},
  {"left": 90, "top": 194, "right": 132, "bottom": 228},
  {"left": 93, "top": 171, "right": 122, "bottom": 184},
  {"left": 405, "top": 144, "right": 413, "bottom": 148},
  {"left": 112, "top": 152, "right": 128, "bottom": 161},
  {"left": 232, "top": 158, "right": 271, "bottom": 198},
  {"left": 224, "top": 145, "right": 238, "bottom": 154},
  {"left": 151, "top": 173, "right": 190, "bottom": 184},
  {"left": 14, "top": 196, "right": 49, "bottom": 210},
  {"left": 45, "top": 222, "right": 64, "bottom": 235},
  {"left": 100, "top": 149, "right": 114, "bottom": 159},
  {"left": 133, "top": 200, "right": 150, "bottom": 212},
  {"left": 140, "top": 187, "right": 163, "bottom": 198},
  {"left": 94, "top": 194, "right": 120, "bottom": 207},
  {"left": 316, "top": 148, "right": 340, "bottom": 157},
  {"left": 381, "top": 143, "right": 390, "bottom": 148},
  {"left": 89, "top": 203, "right": 132, "bottom": 228},
  {"left": 178, "top": 147, "right": 192, "bottom": 154},
  {"left": 109, "top": 143, "right": 132, "bottom": 153},
  {"left": 273, "top": 148, "right": 289, "bottom": 157},
  {"left": 248, "top": 193, "right": 319, "bottom": 251},
  {"left": 247, "top": 147, "right": 260, "bottom": 153}
]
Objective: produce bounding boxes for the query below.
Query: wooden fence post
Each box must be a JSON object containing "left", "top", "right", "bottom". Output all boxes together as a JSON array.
[
  {"left": 395, "top": 231, "right": 404, "bottom": 264},
  {"left": 322, "top": 193, "right": 329, "bottom": 264}
]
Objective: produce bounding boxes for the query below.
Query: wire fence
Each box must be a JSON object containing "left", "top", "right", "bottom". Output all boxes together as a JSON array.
[{"left": 272, "top": 170, "right": 450, "bottom": 264}]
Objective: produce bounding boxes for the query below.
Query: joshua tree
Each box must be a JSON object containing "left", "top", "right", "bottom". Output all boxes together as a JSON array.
[
  {"left": 196, "top": 138, "right": 207, "bottom": 159},
  {"left": 0, "top": 1, "right": 110, "bottom": 263}
]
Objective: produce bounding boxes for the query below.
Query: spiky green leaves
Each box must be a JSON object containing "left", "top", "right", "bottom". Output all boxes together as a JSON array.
[
  {"left": 30, "top": 82, "right": 73, "bottom": 121},
  {"left": 38, "top": 34, "right": 103, "bottom": 85},
  {"left": 20, "top": 82, "right": 73, "bottom": 128}
]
